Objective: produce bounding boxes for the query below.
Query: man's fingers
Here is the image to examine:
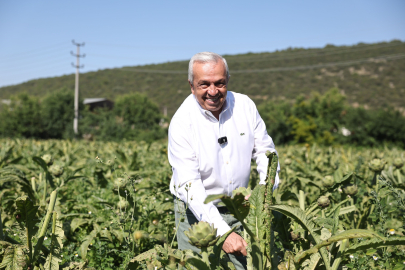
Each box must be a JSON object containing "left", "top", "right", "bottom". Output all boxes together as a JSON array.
[
  {"left": 222, "top": 232, "right": 249, "bottom": 256},
  {"left": 242, "top": 238, "right": 248, "bottom": 247}
]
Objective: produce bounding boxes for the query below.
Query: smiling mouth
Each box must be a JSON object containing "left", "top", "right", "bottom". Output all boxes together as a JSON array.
[{"left": 206, "top": 97, "right": 219, "bottom": 103}]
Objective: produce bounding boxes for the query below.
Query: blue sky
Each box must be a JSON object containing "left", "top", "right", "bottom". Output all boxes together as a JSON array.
[{"left": 0, "top": 0, "right": 404, "bottom": 88}]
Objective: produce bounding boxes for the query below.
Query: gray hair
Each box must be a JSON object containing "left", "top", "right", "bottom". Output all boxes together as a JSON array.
[{"left": 188, "top": 52, "right": 230, "bottom": 85}]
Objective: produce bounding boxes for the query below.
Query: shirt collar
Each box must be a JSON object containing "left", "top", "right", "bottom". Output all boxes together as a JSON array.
[{"left": 193, "top": 93, "right": 230, "bottom": 118}]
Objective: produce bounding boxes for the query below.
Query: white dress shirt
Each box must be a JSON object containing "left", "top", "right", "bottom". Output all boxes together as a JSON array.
[{"left": 168, "top": 91, "right": 280, "bottom": 236}]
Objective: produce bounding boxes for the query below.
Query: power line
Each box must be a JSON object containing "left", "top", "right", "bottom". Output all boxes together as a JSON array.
[
  {"left": 0, "top": 55, "right": 71, "bottom": 72},
  {"left": 0, "top": 42, "right": 69, "bottom": 60},
  {"left": 0, "top": 47, "right": 71, "bottom": 63}
]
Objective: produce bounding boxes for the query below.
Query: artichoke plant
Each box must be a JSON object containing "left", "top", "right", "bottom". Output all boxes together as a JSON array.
[
  {"left": 184, "top": 221, "right": 219, "bottom": 266},
  {"left": 317, "top": 196, "right": 330, "bottom": 209},
  {"left": 343, "top": 184, "right": 358, "bottom": 196},
  {"left": 322, "top": 175, "right": 334, "bottom": 188},
  {"left": 184, "top": 221, "right": 219, "bottom": 248},
  {"left": 117, "top": 199, "right": 129, "bottom": 209},
  {"left": 368, "top": 158, "right": 386, "bottom": 173},
  {"left": 114, "top": 177, "right": 127, "bottom": 189},
  {"left": 49, "top": 164, "right": 64, "bottom": 176},
  {"left": 393, "top": 158, "right": 404, "bottom": 169},
  {"left": 41, "top": 154, "right": 53, "bottom": 166}
]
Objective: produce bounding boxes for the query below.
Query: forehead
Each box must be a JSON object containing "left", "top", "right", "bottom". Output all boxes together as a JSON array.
[{"left": 193, "top": 61, "right": 227, "bottom": 81}]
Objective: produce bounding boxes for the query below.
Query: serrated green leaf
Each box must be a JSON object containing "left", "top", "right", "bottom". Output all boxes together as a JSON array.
[
  {"left": 70, "top": 218, "right": 89, "bottom": 233},
  {"left": 295, "top": 229, "right": 383, "bottom": 263},
  {"left": 302, "top": 253, "right": 320, "bottom": 270},
  {"left": 80, "top": 228, "right": 99, "bottom": 259},
  {"left": 366, "top": 249, "right": 377, "bottom": 255},
  {"left": 269, "top": 204, "right": 331, "bottom": 269},
  {"left": 0, "top": 245, "right": 25, "bottom": 270},
  {"left": 339, "top": 205, "right": 358, "bottom": 216},
  {"left": 185, "top": 257, "right": 210, "bottom": 270},
  {"left": 32, "top": 156, "right": 49, "bottom": 172},
  {"left": 15, "top": 195, "right": 39, "bottom": 260},
  {"left": 44, "top": 212, "right": 64, "bottom": 270},
  {"left": 343, "top": 237, "right": 405, "bottom": 255},
  {"left": 99, "top": 229, "right": 113, "bottom": 242},
  {"left": 246, "top": 184, "right": 266, "bottom": 241}
]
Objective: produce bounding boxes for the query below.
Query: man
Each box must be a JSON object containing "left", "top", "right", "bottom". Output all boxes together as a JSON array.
[{"left": 168, "top": 52, "right": 279, "bottom": 269}]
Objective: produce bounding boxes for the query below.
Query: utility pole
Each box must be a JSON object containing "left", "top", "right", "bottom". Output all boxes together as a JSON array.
[{"left": 71, "top": 40, "right": 85, "bottom": 135}]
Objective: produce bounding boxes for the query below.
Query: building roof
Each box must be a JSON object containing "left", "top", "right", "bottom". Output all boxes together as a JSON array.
[{"left": 83, "top": 98, "right": 108, "bottom": 104}]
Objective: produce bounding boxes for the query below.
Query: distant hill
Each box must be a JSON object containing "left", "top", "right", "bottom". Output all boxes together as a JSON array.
[{"left": 1, "top": 40, "right": 404, "bottom": 116}]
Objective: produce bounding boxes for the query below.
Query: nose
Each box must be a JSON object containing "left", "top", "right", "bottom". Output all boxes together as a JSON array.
[{"left": 207, "top": 84, "right": 218, "bottom": 96}]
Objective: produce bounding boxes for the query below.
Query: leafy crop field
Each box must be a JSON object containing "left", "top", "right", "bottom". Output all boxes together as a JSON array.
[{"left": 0, "top": 139, "right": 404, "bottom": 269}]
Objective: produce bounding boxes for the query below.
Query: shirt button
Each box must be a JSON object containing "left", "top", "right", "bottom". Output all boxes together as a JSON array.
[
  {"left": 226, "top": 161, "right": 229, "bottom": 164},
  {"left": 229, "top": 181, "right": 232, "bottom": 184}
]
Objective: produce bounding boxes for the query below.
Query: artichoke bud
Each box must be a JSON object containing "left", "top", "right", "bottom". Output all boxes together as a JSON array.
[
  {"left": 184, "top": 221, "right": 219, "bottom": 248},
  {"left": 49, "top": 165, "right": 64, "bottom": 176},
  {"left": 277, "top": 262, "right": 288, "bottom": 270},
  {"left": 41, "top": 154, "right": 53, "bottom": 166},
  {"left": 133, "top": 231, "right": 145, "bottom": 240},
  {"left": 284, "top": 158, "right": 292, "bottom": 166},
  {"left": 343, "top": 184, "right": 358, "bottom": 196},
  {"left": 106, "top": 159, "right": 115, "bottom": 166},
  {"left": 290, "top": 231, "right": 300, "bottom": 241},
  {"left": 317, "top": 196, "right": 330, "bottom": 208},
  {"left": 114, "top": 178, "right": 127, "bottom": 189},
  {"left": 393, "top": 158, "right": 404, "bottom": 169},
  {"left": 117, "top": 199, "right": 129, "bottom": 209},
  {"left": 323, "top": 175, "right": 334, "bottom": 188},
  {"left": 368, "top": 159, "right": 386, "bottom": 173}
]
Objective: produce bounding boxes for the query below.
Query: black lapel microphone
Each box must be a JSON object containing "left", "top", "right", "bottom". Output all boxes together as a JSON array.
[{"left": 218, "top": 136, "right": 228, "bottom": 145}]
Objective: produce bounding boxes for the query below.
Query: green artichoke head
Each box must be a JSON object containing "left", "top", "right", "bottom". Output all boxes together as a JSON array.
[
  {"left": 393, "top": 158, "right": 404, "bottom": 169},
  {"left": 117, "top": 199, "right": 129, "bottom": 209},
  {"left": 231, "top": 187, "right": 251, "bottom": 198},
  {"left": 322, "top": 175, "right": 335, "bottom": 188},
  {"left": 284, "top": 158, "right": 292, "bottom": 166},
  {"left": 290, "top": 231, "right": 300, "bottom": 241},
  {"left": 49, "top": 165, "right": 64, "bottom": 176},
  {"left": 368, "top": 158, "right": 386, "bottom": 173},
  {"left": 343, "top": 184, "right": 358, "bottom": 196},
  {"left": 184, "top": 221, "right": 219, "bottom": 248},
  {"left": 114, "top": 178, "right": 127, "bottom": 189},
  {"left": 41, "top": 154, "right": 53, "bottom": 166},
  {"left": 317, "top": 196, "right": 330, "bottom": 208}
]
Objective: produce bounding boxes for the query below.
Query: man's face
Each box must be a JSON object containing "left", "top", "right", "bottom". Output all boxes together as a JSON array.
[{"left": 189, "top": 61, "right": 228, "bottom": 116}]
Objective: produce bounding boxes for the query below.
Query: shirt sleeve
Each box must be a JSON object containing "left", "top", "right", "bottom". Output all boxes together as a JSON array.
[
  {"left": 250, "top": 102, "right": 281, "bottom": 188},
  {"left": 168, "top": 118, "right": 231, "bottom": 236}
]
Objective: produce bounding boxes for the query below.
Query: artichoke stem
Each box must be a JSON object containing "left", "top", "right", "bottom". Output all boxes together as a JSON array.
[
  {"left": 321, "top": 209, "right": 325, "bottom": 218},
  {"left": 396, "top": 170, "right": 402, "bottom": 184},
  {"left": 201, "top": 246, "right": 210, "bottom": 266}
]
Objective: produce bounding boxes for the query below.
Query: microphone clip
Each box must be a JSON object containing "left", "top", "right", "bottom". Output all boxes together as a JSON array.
[{"left": 218, "top": 136, "right": 228, "bottom": 145}]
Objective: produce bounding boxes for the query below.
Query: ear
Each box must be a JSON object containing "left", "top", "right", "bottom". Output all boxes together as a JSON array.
[{"left": 189, "top": 81, "right": 195, "bottom": 94}]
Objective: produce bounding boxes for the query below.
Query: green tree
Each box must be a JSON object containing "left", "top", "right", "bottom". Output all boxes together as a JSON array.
[
  {"left": 0, "top": 93, "right": 43, "bottom": 138},
  {"left": 257, "top": 99, "right": 293, "bottom": 145},
  {"left": 114, "top": 93, "right": 162, "bottom": 129},
  {"left": 41, "top": 88, "right": 79, "bottom": 139}
]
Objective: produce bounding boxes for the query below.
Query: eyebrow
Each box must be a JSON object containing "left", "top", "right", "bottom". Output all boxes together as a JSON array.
[{"left": 198, "top": 79, "right": 226, "bottom": 84}]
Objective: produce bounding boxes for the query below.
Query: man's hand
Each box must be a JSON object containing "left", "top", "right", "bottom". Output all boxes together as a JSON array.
[{"left": 222, "top": 232, "right": 248, "bottom": 256}]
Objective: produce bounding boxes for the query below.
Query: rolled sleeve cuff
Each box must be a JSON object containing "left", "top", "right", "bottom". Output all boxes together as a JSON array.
[{"left": 213, "top": 219, "right": 232, "bottom": 236}]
